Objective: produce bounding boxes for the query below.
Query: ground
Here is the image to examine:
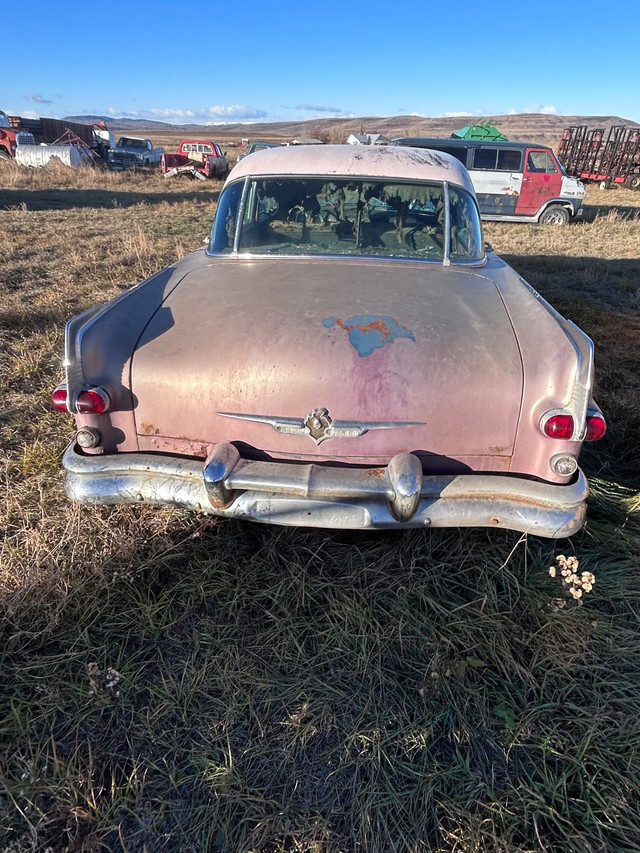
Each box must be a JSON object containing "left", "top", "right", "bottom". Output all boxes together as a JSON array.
[{"left": 1, "top": 159, "right": 640, "bottom": 852}]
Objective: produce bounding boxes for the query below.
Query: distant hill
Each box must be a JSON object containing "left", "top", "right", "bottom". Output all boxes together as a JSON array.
[
  {"left": 65, "top": 115, "right": 173, "bottom": 130},
  {"left": 66, "top": 112, "right": 639, "bottom": 148}
]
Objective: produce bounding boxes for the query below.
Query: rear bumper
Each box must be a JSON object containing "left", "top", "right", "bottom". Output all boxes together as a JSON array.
[{"left": 62, "top": 442, "right": 588, "bottom": 537}]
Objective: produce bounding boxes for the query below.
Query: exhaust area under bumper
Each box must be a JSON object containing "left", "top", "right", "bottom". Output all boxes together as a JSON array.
[{"left": 62, "top": 442, "right": 588, "bottom": 537}]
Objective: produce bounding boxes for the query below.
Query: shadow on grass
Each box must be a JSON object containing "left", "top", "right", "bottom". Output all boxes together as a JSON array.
[
  {"left": 0, "top": 186, "right": 220, "bottom": 211},
  {"left": 501, "top": 253, "right": 640, "bottom": 313}
]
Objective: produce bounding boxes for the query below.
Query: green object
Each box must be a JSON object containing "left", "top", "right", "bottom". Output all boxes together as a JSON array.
[{"left": 453, "top": 124, "right": 507, "bottom": 141}]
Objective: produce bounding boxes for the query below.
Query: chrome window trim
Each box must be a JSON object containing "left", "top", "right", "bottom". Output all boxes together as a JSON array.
[
  {"left": 443, "top": 181, "right": 451, "bottom": 266},
  {"left": 232, "top": 176, "right": 250, "bottom": 254},
  {"left": 204, "top": 250, "right": 488, "bottom": 268}
]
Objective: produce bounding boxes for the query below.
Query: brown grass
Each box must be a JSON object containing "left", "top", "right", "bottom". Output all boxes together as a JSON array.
[{"left": 1, "top": 161, "right": 640, "bottom": 853}]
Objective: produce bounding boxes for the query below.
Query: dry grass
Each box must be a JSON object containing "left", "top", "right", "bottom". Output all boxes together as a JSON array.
[{"left": 1, "top": 161, "right": 640, "bottom": 853}]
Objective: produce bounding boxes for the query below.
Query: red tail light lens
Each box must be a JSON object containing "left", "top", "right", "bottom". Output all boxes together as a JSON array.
[
  {"left": 76, "top": 388, "right": 110, "bottom": 414},
  {"left": 542, "top": 413, "right": 574, "bottom": 439},
  {"left": 585, "top": 413, "right": 607, "bottom": 441},
  {"left": 52, "top": 385, "right": 68, "bottom": 412}
]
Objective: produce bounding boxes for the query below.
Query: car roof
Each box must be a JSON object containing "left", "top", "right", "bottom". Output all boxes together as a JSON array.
[
  {"left": 227, "top": 144, "right": 475, "bottom": 193},
  {"left": 392, "top": 136, "right": 548, "bottom": 153}
]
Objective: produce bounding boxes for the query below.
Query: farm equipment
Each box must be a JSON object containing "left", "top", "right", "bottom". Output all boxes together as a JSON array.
[{"left": 557, "top": 125, "right": 640, "bottom": 189}]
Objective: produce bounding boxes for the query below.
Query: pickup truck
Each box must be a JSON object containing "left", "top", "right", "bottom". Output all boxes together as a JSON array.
[
  {"left": 162, "top": 140, "right": 229, "bottom": 180},
  {"left": 107, "top": 137, "right": 164, "bottom": 170}
]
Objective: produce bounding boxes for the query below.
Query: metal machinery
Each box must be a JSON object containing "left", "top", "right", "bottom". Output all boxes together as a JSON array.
[{"left": 558, "top": 125, "right": 640, "bottom": 189}]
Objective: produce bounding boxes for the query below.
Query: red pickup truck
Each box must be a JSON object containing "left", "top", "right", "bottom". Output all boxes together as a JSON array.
[{"left": 162, "top": 140, "right": 230, "bottom": 180}]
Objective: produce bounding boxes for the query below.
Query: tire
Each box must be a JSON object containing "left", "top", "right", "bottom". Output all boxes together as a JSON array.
[
  {"left": 625, "top": 174, "right": 640, "bottom": 190},
  {"left": 538, "top": 204, "right": 570, "bottom": 225},
  {"left": 599, "top": 179, "right": 611, "bottom": 190},
  {"left": 0, "top": 149, "right": 11, "bottom": 161}
]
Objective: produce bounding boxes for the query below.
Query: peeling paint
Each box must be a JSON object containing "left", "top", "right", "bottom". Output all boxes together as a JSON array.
[{"left": 323, "top": 314, "right": 416, "bottom": 357}]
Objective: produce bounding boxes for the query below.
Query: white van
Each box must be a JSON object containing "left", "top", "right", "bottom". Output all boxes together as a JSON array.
[{"left": 393, "top": 137, "right": 585, "bottom": 224}]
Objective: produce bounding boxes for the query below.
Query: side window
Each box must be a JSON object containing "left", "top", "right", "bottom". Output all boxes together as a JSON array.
[
  {"left": 497, "top": 149, "right": 522, "bottom": 171},
  {"left": 526, "top": 150, "right": 558, "bottom": 173},
  {"left": 472, "top": 148, "right": 498, "bottom": 170},
  {"left": 449, "top": 187, "right": 483, "bottom": 262},
  {"left": 210, "top": 182, "right": 243, "bottom": 253},
  {"left": 438, "top": 146, "right": 468, "bottom": 165}
]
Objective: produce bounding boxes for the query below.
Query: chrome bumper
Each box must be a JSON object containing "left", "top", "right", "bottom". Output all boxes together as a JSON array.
[{"left": 62, "top": 442, "right": 588, "bottom": 537}]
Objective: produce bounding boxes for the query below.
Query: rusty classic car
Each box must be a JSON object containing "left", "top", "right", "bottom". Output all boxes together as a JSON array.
[{"left": 53, "top": 145, "right": 606, "bottom": 536}]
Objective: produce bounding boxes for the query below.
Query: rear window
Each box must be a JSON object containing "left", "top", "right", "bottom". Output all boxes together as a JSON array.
[
  {"left": 472, "top": 148, "right": 522, "bottom": 171},
  {"left": 182, "top": 142, "right": 214, "bottom": 154},
  {"left": 210, "top": 176, "right": 484, "bottom": 263}
]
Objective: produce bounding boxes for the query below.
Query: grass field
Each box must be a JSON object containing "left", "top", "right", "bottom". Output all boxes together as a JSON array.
[{"left": 1, "top": 159, "right": 640, "bottom": 853}]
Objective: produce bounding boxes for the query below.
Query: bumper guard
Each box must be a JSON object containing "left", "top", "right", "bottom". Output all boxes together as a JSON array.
[{"left": 62, "top": 442, "right": 588, "bottom": 537}]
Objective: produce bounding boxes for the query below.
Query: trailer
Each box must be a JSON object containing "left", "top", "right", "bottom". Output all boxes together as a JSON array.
[{"left": 557, "top": 125, "right": 640, "bottom": 189}]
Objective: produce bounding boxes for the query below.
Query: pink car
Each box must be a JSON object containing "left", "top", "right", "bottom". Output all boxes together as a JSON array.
[{"left": 53, "top": 145, "right": 606, "bottom": 536}]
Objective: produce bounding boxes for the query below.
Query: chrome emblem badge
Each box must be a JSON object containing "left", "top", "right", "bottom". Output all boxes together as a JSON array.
[
  {"left": 303, "top": 407, "right": 332, "bottom": 442},
  {"left": 217, "top": 408, "right": 425, "bottom": 445}
]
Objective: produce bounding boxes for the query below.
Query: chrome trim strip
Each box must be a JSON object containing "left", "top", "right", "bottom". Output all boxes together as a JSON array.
[
  {"left": 203, "top": 251, "right": 487, "bottom": 268},
  {"left": 62, "top": 443, "right": 588, "bottom": 538},
  {"left": 232, "top": 176, "right": 250, "bottom": 254},
  {"left": 217, "top": 411, "right": 425, "bottom": 444},
  {"left": 443, "top": 181, "right": 451, "bottom": 266},
  {"left": 561, "top": 319, "right": 594, "bottom": 440}
]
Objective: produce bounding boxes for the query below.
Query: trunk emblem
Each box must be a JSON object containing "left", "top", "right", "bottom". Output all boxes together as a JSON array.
[{"left": 217, "top": 408, "right": 424, "bottom": 445}]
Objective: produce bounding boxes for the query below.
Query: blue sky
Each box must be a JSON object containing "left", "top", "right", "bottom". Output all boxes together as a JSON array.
[{"left": 6, "top": 0, "right": 640, "bottom": 125}]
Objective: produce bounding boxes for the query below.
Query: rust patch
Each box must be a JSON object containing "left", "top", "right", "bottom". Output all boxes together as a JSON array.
[
  {"left": 323, "top": 314, "right": 415, "bottom": 357},
  {"left": 139, "top": 422, "right": 156, "bottom": 435},
  {"left": 364, "top": 468, "right": 385, "bottom": 479}
]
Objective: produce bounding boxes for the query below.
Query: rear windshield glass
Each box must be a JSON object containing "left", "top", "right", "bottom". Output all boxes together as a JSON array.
[{"left": 210, "top": 176, "right": 483, "bottom": 262}]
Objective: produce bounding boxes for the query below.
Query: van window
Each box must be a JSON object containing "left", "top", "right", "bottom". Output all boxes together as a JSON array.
[
  {"left": 472, "top": 148, "right": 522, "bottom": 171},
  {"left": 436, "top": 145, "right": 467, "bottom": 165},
  {"left": 526, "top": 150, "right": 558, "bottom": 173}
]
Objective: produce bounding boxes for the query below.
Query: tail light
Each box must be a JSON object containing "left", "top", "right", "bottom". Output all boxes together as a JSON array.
[
  {"left": 51, "top": 385, "right": 110, "bottom": 414},
  {"left": 52, "top": 384, "right": 69, "bottom": 412},
  {"left": 76, "top": 388, "right": 110, "bottom": 414},
  {"left": 541, "top": 412, "right": 574, "bottom": 439},
  {"left": 585, "top": 412, "right": 607, "bottom": 441}
]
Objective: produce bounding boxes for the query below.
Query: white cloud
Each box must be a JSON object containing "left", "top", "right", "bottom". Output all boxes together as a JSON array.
[
  {"left": 106, "top": 104, "right": 269, "bottom": 123},
  {"left": 25, "top": 93, "right": 53, "bottom": 105},
  {"left": 295, "top": 103, "right": 343, "bottom": 114},
  {"left": 149, "top": 108, "right": 197, "bottom": 119},
  {"left": 201, "top": 105, "right": 268, "bottom": 120},
  {"left": 440, "top": 111, "right": 480, "bottom": 118}
]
